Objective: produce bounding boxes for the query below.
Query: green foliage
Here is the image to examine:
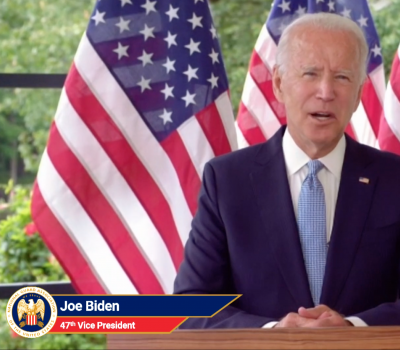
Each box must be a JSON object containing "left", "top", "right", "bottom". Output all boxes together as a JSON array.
[
  {"left": 210, "top": 0, "right": 272, "bottom": 112},
  {"left": 0, "top": 183, "right": 65, "bottom": 283},
  {"left": 371, "top": 0, "right": 400, "bottom": 80},
  {"left": 0, "top": 183, "right": 106, "bottom": 349},
  {"left": 0, "top": 0, "right": 92, "bottom": 174}
]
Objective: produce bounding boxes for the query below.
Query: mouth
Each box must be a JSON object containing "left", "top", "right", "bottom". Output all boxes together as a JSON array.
[{"left": 309, "top": 112, "right": 335, "bottom": 122}]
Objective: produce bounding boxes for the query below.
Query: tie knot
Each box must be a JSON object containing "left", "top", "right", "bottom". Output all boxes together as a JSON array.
[{"left": 307, "top": 160, "right": 323, "bottom": 176}]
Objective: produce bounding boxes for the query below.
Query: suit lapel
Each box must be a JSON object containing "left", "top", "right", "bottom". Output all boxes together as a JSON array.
[
  {"left": 320, "top": 136, "right": 377, "bottom": 307},
  {"left": 250, "top": 128, "right": 314, "bottom": 308}
]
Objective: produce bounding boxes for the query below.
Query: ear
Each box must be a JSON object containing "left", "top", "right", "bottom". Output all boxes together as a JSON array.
[
  {"left": 272, "top": 65, "right": 285, "bottom": 103},
  {"left": 353, "top": 80, "right": 365, "bottom": 113}
]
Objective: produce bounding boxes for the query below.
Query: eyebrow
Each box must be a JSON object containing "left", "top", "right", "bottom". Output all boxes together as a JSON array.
[{"left": 300, "top": 66, "right": 354, "bottom": 76}]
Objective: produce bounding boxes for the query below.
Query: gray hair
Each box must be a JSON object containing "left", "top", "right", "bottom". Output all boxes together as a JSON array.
[{"left": 275, "top": 13, "right": 368, "bottom": 85}]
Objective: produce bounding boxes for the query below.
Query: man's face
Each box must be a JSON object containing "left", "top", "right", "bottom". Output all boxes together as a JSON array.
[{"left": 273, "top": 26, "right": 363, "bottom": 157}]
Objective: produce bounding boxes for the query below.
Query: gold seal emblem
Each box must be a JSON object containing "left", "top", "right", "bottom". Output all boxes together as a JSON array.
[{"left": 6, "top": 287, "right": 57, "bottom": 338}]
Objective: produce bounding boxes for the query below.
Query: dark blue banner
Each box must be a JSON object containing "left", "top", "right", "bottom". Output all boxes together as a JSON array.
[{"left": 53, "top": 295, "right": 239, "bottom": 317}]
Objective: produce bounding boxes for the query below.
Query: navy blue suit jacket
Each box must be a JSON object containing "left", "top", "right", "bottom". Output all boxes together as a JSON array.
[{"left": 174, "top": 127, "right": 400, "bottom": 328}]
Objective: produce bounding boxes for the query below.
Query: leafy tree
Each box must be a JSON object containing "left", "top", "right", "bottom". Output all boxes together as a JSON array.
[
  {"left": 0, "top": 0, "right": 92, "bottom": 175},
  {"left": 210, "top": 0, "right": 272, "bottom": 112},
  {"left": 371, "top": 0, "right": 400, "bottom": 79},
  {"left": 0, "top": 184, "right": 106, "bottom": 349}
]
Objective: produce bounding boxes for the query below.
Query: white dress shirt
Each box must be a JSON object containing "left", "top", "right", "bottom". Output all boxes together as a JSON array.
[{"left": 262, "top": 129, "right": 367, "bottom": 328}]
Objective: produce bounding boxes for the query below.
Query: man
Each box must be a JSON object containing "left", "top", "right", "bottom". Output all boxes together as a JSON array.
[{"left": 174, "top": 13, "right": 400, "bottom": 328}]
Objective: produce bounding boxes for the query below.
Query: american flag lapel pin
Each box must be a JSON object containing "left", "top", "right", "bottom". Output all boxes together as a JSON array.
[{"left": 359, "top": 177, "right": 370, "bottom": 184}]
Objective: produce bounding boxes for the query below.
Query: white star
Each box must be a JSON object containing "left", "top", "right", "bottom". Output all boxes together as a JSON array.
[
  {"left": 371, "top": 44, "right": 382, "bottom": 57},
  {"left": 188, "top": 13, "right": 203, "bottom": 30},
  {"left": 194, "top": 0, "right": 204, "bottom": 3},
  {"left": 137, "top": 76, "right": 151, "bottom": 92},
  {"left": 341, "top": 7, "right": 351, "bottom": 18},
  {"left": 140, "top": 24, "right": 155, "bottom": 41},
  {"left": 278, "top": 0, "right": 290, "bottom": 13},
  {"left": 278, "top": 22, "right": 287, "bottom": 33},
  {"left": 183, "top": 65, "right": 199, "bottom": 82},
  {"left": 141, "top": 0, "right": 157, "bottom": 15},
  {"left": 207, "top": 73, "right": 219, "bottom": 89},
  {"left": 138, "top": 50, "right": 153, "bottom": 66},
  {"left": 316, "top": 0, "right": 324, "bottom": 3},
  {"left": 185, "top": 38, "right": 201, "bottom": 55},
  {"left": 159, "top": 109, "right": 173, "bottom": 125},
  {"left": 162, "top": 57, "right": 176, "bottom": 73},
  {"left": 120, "top": 0, "right": 132, "bottom": 7},
  {"left": 164, "top": 31, "right": 177, "bottom": 48},
  {"left": 209, "top": 48, "right": 219, "bottom": 64},
  {"left": 357, "top": 15, "right": 368, "bottom": 27},
  {"left": 327, "top": 0, "right": 335, "bottom": 11},
  {"left": 295, "top": 5, "right": 306, "bottom": 15},
  {"left": 166, "top": 4, "right": 179, "bottom": 21},
  {"left": 113, "top": 42, "right": 129, "bottom": 59},
  {"left": 210, "top": 25, "right": 217, "bottom": 39},
  {"left": 182, "top": 91, "right": 196, "bottom": 107},
  {"left": 161, "top": 83, "right": 174, "bottom": 100},
  {"left": 115, "top": 17, "right": 130, "bottom": 33},
  {"left": 91, "top": 10, "right": 106, "bottom": 25}
]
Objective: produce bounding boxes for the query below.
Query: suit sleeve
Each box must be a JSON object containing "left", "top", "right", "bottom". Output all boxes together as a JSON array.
[
  {"left": 173, "top": 162, "right": 274, "bottom": 328},
  {"left": 352, "top": 294, "right": 400, "bottom": 325}
]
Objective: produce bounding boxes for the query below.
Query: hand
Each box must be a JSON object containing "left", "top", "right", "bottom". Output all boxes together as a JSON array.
[
  {"left": 274, "top": 312, "right": 317, "bottom": 328},
  {"left": 275, "top": 305, "right": 353, "bottom": 328},
  {"left": 298, "top": 304, "right": 353, "bottom": 327}
]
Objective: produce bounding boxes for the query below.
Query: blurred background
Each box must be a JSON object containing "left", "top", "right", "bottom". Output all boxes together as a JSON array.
[{"left": 0, "top": 0, "right": 398, "bottom": 348}]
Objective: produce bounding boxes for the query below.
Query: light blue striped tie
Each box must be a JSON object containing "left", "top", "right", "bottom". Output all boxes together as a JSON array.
[{"left": 298, "top": 160, "right": 327, "bottom": 306}]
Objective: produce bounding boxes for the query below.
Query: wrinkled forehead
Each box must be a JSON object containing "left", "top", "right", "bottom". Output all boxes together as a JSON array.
[
  {"left": 290, "top": 25, "right": 357, "bottom": 48},
  {"left": 287, "top": 26, "right": 360, "bottom": 69}
]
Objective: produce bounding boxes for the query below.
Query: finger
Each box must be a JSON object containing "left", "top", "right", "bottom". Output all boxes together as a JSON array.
[
  {"left": 298, "top": 305, "right": 330, "bottom": 319},
  {"left": 308, "top": 314, "right": 348, "bottom": 328},
  {"left": 276, "top": 312, "right": 308, "bottom": 328},
  {"left": 318, "top": 311, "right": 332, "bottom": 319},
  {"left": 298, "top": 307, "right": 317, "bottom": 319}
]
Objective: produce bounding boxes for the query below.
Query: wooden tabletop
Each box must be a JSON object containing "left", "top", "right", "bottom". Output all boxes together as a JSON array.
[{"left": 107, "top": 326, "right": 400, "bottom": 349}]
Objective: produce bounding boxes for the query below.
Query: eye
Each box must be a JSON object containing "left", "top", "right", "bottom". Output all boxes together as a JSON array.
[
  {"left": 336, "top": 75, "right": 350, "bottom": 81},
  {"left": 303, "top": 71, "right": 316, "bottom": 77}
]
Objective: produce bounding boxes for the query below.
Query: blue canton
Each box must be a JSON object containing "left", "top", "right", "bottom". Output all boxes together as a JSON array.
[
  {"left": 267, "top": 0, "right": 383, "bottom": 75},
  {"left": 86, "top": 0, "right": 228, "bottom": 142}
]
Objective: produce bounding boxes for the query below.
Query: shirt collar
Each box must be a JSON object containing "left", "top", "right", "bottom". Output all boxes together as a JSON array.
[{"left": 282, "top": 128, "right": 346, "bottom": 179}]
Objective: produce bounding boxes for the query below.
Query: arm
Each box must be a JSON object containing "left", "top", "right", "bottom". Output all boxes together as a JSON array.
[
  {"left": 174, "top": 162, "right": 274, "bottom": 328},
  {"left": 352, "top": 301, "right": 400, "bottom": 326}
]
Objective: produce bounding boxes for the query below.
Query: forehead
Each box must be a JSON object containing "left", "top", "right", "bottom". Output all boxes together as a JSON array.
[{"left": 287, "top": 26, "right": 359, "bottom": 70}]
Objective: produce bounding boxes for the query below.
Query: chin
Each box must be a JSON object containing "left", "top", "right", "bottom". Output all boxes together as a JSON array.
[{"left": 307, "top": 128, "right": 341, "bottom": 142}]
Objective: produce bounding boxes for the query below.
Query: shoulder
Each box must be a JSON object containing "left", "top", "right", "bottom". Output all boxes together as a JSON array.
[
  {"left": 208, "top": 142, "right": 267, "bottom": 169},
  {"left": 349, "top": 138, "right": 400, "bottom": 172},
  {"left": 206, "top": 127, "right": 285, "bottom": 173}
]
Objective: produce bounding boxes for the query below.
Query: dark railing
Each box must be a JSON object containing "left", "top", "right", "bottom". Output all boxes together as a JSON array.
[
  {"left": 0, "top": 73, "right": 66, "bottom": 88},
  {"left": 0, "top": 281, "right": 76, "bottom": 299},
  {"left": 0, "top": 72, "right": 75, "bottom": 299}
]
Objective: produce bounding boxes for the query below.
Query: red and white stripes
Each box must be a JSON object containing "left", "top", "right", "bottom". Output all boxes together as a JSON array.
[
  {"left": 380, "top": 45, "right": 400, "bottom": 154},
  {"left": 31, "top": 32, "right": 237, "bottom": 295},
  {"left": 26, "top": 315, "right": 37, "bottom": 326}
]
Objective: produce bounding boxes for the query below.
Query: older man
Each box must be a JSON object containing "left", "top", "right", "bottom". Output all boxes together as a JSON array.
[{"left": 174, "top": 13, "right": 400, "bottom": 328}]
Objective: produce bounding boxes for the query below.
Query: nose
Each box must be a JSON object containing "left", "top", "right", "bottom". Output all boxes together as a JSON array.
[{"left": 316, "top": 76, "right": 335, "bottom": 101}]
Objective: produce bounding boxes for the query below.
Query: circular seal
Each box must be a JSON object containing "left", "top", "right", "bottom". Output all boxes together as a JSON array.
[{"left": 6, "top": 287, "right": 58, "bottom": 338}]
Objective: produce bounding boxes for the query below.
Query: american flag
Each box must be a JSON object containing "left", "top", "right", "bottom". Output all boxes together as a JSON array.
[
  {"left": 236, "top": 0, "right": 386, "bottom": 149},
  {"left": 380, "top": 44, "right": 400, "bottom": 154},
  {"left": 31, "top": 0, "right": 237, "bottom": 294}
]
